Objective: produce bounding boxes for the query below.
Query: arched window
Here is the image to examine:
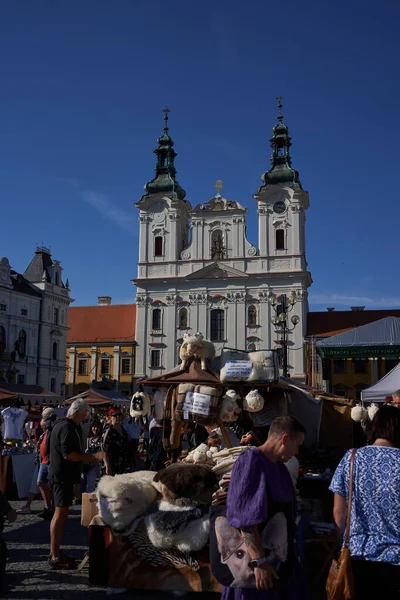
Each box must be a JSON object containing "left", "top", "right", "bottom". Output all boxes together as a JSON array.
[
  {"left": 247, "top": 305, "right": 257, "bottom": 326},
  {"left": 210, "top": 309, "right": 225, "bottom": 342},
  {"left": 211, "top": 229, "right": 224, "bottom": 260},
  {"left": 152, "top": 308, "right": 162, "bottom": 330},
  {"left": 248, "top": 342, "right": 256, "bottom": 352},
  {"left": 154, "top": 236, "right": 163, "bottom": 257},
  {"left": 52, "top": 341, "right": 58, "bottom": 360},
  {"left": 0, "top": 326, "right": 5, "bottom": 354},
  {"left": 17, "top": 330, "right": 26, "bottom": 357},
  {"left": 276, "top": 229, "right": 285, "bottom": 250},
  {"left": 178, "top": 307, "right": 188, "bottom": 329}
]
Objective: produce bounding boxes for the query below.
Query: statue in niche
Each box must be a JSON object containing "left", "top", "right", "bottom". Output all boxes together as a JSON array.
[{"left": 211, "top": 229, "right": 225, "bottom": 260}]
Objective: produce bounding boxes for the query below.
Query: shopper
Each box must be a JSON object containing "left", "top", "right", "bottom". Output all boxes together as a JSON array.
[
  {"left": 36, "top": 408, "right": 57, "bottom": 520},
  {"left": 85, "top": 420, "right": 103, "bottom": 493},
  {"left": 330, "top": 405, "right": 400, "bottom": 599},
  {"left": 103, "top": 407, "right": 129, "bottom": 476},
  {"left": 48, "top": 399, "right": 98, "bottom": 569}
]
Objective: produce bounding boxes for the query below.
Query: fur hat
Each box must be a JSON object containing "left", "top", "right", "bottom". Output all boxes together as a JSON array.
[
  {"left": 351, "top": 405, "right": 368, "bottom": 422},
  {"left": 243, "top": 389, "right": 264, "bottom": 413},
  {"left": 130, "top": 391, "right": 151, "bottom": 422},
  {"left": 367, "top": 403, "right": 379, "bottom": 421},
  {"left": 154, "top": 463, "right": 217, "bottom": 507}
]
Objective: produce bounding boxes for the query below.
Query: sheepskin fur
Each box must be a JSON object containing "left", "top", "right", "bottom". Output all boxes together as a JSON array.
[
  {"left": 367, "top": 403, "right": 379, "bottom": 421},
  {"left": 130, "top": 391, "right": 151, "bottom": 422},
  {"left": 220, "top": 389, "right": 241, "bottom": 422},
  {"left": 154, "top": 463, "right": 217, "bottom": 507},
  {"left": 243, "top": 389, "right": 264, "bottom": 413},
  {"left": 97, "top": 471, "right": 160, "bottom": 535},
  {"left": 184, "top": 443, "right": 218, "bottom": 465},
  {"left": 179, "top": 332, "right": 216, "bottom": 371},
  {"left": 145, "top": 500, "right": 210, "bottom": 551},
  {"left": 351, "top": 405, "right": 368, "bottom": 423}
]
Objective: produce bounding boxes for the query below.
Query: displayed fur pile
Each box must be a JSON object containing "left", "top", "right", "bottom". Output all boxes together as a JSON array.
[
  {"left": 351, "top": 404, "right": 368, "bottom": 422},
  {"left": 243, "top": 389, "right": 264, "bottom": 413},
  {"left": 220, "top": 349, "right": 278, "bottom": 384},
  {"left": 183, "top": 443, "right": 218, "bottom": 466},
  {"left": 367, "top": 403, "right": 379, "bottom": 421},
  {"left": 130, "top": 391, "right": 151, "bottom": 421},
  {"left": 220, "top": 389, "right": 242, "bottom": 422},
  {"left": 145, "top": 463, "right": 218, "bottom": 551},
  {"left": 179, "top": 332, "right": 216, "bottom": 371},
  {"left": 97, "top": 471, "right": 160, "bottom": 536}
]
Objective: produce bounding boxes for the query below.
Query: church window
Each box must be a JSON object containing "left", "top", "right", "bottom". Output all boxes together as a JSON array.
[
  {"left": 154, "top": 236, "right": 163, "bottom": 257},
  {"left": 50, "top": 378, "right": 56, "bottom": 393},
  {"left": 52, "top": 341, "right": 58, "bottom": 360},
  {"left": 152, "top": 308, "right": 162, "bottom": 330},
  {"left": 0, "top": 326, "right": 5, "bottom": 353},
  {"left": 17, "top": 330, "right": 26, "bottom": 357},
  {"left": 277, "top": 147, "right": 285, "bottom": 157},
  {"left": 53, "top": 307, "right": 59, "bottom": 325},
  {"left": 247, "top": 342, "right": 256, "bottom": 352},
  {"left": 150, "top": 349, "right": 161, "bottom": 368},
  {"left": 178, "top": 307, "right": 188, "bottom": 329},
  {"left": 210, "top": 309, "right": 225, "bottom": 342},
  {"left": 275, "top": 229, "right": 285, "bottom": 250},
  {"left": 0, "top": 304, "right": 6, "bottom": 312},
  {"left": 353, "top": 359, "right": 368, "bottom": 374},
  {"left": 121, "top": 357, "right": 132, "bottom": 375},
  {"left": 211, "top": 229, "right": 225, "bottom": 260},
  {"left": 247, "top": 305, "right": 257, "bottom": 326}
]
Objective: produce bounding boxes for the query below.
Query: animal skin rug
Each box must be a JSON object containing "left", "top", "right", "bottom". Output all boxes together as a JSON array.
[
  {"left": 145, "top": 500, "right": 210, "bottom": 552},
  {"left": 97, "top": 470, "right": 160, "bottom": 536}
]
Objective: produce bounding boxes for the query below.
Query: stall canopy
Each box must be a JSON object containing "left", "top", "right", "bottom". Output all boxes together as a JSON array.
[
  {"left": 0, "top": 383, "right": 61, "bottom": 404},
  {"left": 65, "top": 388, "right": 131, "bottom": 407},
  {"left": 361, "top": 362, "right": 400, "bottom": 402},
  {"left": 139, "top": 358, "right": 221, "bottom": 387},
  {"left": 316, "top": 316, "right": 400, "bottom": 358}
]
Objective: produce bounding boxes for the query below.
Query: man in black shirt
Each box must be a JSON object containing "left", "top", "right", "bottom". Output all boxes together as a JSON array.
[{"left": 48, "top": 399, "right": 98, "bottom": 569}]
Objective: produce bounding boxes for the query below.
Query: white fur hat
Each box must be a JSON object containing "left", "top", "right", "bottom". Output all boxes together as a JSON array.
[
  {"left": 351, "top": 405, "right": 368, "bottom": 422},
  {"left": 243, "top": 389, "right": 264, "bottom": 413},
  {"left": 367, "top": 403, "right": 379, "bottom": 422}
]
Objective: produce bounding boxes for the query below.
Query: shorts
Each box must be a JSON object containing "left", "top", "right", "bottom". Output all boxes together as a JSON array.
[
  {"left": 37, "top": 463, "right": 49, "bottom": 485},
  {"left": 52, "top": 482, "right": 75, "bottom": 507}
]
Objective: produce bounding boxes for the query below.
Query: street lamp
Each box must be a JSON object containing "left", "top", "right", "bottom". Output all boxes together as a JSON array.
[{"left": 268, "top": 292, "right": 300, "bottom": 377}]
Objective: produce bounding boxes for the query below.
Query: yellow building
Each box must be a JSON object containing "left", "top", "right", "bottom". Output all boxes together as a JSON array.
[{"left": 66, "top": 297, "right": 136, "bottom": 397}]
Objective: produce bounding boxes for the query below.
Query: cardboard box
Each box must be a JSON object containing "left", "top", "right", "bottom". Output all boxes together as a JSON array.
[{"left": 81, "top": 492, "right": 99, "bottom": 527}]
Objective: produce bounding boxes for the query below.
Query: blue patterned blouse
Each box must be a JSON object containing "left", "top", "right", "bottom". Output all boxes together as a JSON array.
[{"left": 329, "top": 446, "right": 400, "bottom": 565}]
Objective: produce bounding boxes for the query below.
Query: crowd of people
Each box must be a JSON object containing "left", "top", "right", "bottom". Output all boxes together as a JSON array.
[{"left": 0, "top": 391, "right": 399, "bottom": 598}]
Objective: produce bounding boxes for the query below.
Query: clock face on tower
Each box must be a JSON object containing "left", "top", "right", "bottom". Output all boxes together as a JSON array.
[
  {"left": 152, "top": 202, "right": 165, "bottom": 224},
  {"left": 273, "top": 200, "right": 286, "bottom": 214}
]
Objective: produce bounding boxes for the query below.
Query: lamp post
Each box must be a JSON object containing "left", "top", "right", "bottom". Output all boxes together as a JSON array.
[{"left": 268, "top": 292, "right": 300, "bottom": 377}]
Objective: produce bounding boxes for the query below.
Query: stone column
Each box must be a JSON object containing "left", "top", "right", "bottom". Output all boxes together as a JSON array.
[
  {"left": 113, "top": 346, "right": 120, "bottom": 387},
  {"left": 68, "top": 347, "right": 75, "bottom": 397},
  {"left": 91, "top": 346, "right": 97, "bottom": 382}
]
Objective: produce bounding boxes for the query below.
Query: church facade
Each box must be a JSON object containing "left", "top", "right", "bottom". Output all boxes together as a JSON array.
[{"left": 133, "top": 104, "right": 312, "bottom": 380}]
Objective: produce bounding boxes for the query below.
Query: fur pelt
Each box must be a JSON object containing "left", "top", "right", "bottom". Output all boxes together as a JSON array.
[
  {"left": 154, "top": 463, "right": 218, "bottom": 507},
  {"left": 97, "top": 471, "right": 160, "bottom": 535},
  {"left": 183, "top": 443, "right": 218, "bottom": 465},
  {"left": 367, "top": 403, "right": 379, "bottom": 421},
  {"left": 130, "top": 391, "right": 151, "bottom": 422},
  {"left": 243, "top": 389, "right": 264, "bottom": 413},
  {"left": 351, "top": 404, "right": 368, "bottom": 422},
  {"left": 220, "top": 390, "right": 241, "bottom": 422},
  {"left": 145, "top": 500, "right": 210, "bottom": 551},
  {"left": 179, "top": 332, "right": 216, "bottom": 371}
]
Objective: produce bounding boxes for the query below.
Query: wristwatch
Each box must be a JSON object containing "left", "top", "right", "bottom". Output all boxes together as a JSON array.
[{"left": 249, "top": 556, "right": 268, "bottom": 569}]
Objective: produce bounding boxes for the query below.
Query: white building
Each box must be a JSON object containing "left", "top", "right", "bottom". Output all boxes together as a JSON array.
[
  {"left": 133, "top": 104, "right": 312, "bottom": 380},
  {"left": 0, "top": 247, "right": 72, "bottom": 396}
]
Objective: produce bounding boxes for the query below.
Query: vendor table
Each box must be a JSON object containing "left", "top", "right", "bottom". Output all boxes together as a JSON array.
[{"left": 0, "top": 453, "right": 36, "bottom": 499}]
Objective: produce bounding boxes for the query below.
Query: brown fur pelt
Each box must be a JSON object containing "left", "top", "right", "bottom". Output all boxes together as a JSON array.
[{"left": 154, "top": 463, "right": 218, "bottom": 507}]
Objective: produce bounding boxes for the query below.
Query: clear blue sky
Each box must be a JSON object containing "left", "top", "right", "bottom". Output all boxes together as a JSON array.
[{"left": 1, "top": 0, "right": 399, "bottom": 311}]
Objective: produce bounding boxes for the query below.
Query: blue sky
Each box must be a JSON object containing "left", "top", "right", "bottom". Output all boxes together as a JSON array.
[{"left": 1, "top": 0, "right": 399, "bottom": 311}]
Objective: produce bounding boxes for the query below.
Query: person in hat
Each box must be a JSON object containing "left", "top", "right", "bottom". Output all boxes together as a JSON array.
[{"left": 102, "top": 407, "right": 129, "bottom": 476}]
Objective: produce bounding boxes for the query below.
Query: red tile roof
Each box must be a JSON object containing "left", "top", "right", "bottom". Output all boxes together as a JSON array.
[
  {"left": 307, "top": 309, "right": 400, "bottom": 338},
  {"left": 68, "top": 304, "right": 136, "bottom": 343}
]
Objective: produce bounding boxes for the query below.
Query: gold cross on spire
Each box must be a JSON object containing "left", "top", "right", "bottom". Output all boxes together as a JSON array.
[
  {"left": 163, "top": 106, "right": 170, "bottom": 130},
  {"left": 276, "top": 95, "right": 283, "bottom": 116}
]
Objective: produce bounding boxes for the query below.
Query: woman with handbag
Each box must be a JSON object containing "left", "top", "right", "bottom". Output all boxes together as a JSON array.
[{"left": 329, "top": 405, "right": 400, "bottom": 599}]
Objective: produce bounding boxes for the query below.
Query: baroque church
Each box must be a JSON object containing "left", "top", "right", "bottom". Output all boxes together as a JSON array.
[{"left": 133, "top": 101, "right": 312, "bottom": 380}]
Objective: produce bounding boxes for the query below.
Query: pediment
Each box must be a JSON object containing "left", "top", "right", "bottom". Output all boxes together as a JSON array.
[{"left": 187, "top": 262, "right": 248, "bottom": 280}]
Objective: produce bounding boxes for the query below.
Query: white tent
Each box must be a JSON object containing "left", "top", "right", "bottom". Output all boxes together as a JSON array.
[{"left": 361, "top": 362, "right": 400, "bottom": 402}]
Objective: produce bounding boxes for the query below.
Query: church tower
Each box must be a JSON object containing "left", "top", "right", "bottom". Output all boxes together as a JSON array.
[{"left": 134, "top": 101, "right": 312, "bottom": 380}]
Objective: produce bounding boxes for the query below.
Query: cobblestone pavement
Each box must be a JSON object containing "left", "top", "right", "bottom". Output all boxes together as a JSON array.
[{"left": 3, "top": 500, "right": 221, "bottom": 600}]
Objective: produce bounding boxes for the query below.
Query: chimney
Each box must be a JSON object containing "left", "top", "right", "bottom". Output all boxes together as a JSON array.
[
  {"left": 350, "top": 306, "right": 365, "bottom": 311},
  {"left": 98, "top": 296, "right": 112, "bottom": 306},
  {"left": 327, "top": 307, "right": 335, "bottom": 312}
]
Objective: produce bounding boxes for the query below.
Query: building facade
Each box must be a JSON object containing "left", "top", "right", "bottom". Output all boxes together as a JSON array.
[
  {"left": 134, "top": 104, "right": 312, "bottom": 379},
  {"left": 66, "top": 297, "right": 136, "bottom": 397},
  {"left": 0, "top": 247, "right": 71, "bottom": 396}
]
